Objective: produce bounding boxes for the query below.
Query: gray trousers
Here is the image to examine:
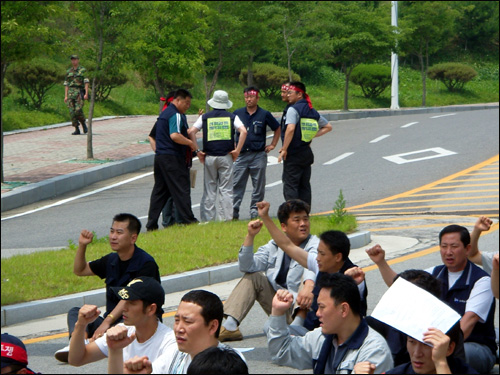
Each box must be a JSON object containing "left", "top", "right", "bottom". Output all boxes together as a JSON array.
[
  {"left": 201, "top": 154, "right": 234, "bottom": 221},
  {"left": 232, "top": 151, "right": 267, "bottom": 219},
  {"left": 224, "top": 272, "right": 292, "bottom": 325}
]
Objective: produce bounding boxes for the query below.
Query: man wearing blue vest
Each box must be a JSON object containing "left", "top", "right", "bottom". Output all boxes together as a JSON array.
[
  {"left": 189, "top": 90, "right": 247, "bottom": 221},
  {"left": 279, "top": 82, "right": 332, "bottom": 207},
  {"left": 232, "top": 87, "right": 280, "bottom": 220},
  {"left": 145, "top": 89, "right": 199, "bottom": 230},
  {"left": 366, "top": 224, "right": 497, "bottom": 374}
]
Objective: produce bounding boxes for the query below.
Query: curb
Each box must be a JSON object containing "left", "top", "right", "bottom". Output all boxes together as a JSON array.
[
  {"left": 1, "top": 104, "right": 498, "bottom": 213},
  {"left": 0, "top": 231, "right": 370, "bottom": 326}
]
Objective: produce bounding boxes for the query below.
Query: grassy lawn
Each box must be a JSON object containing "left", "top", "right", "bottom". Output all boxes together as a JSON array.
[
  {"left": 1, "top": 215, "right": 356, "bottom": 306},
  {"left": 2, "top": 62, "right": 498, "bottom": 132}
]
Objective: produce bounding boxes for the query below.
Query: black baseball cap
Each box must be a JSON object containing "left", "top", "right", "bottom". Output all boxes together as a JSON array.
[
  {"left": 70, "top": 54, "right": 79, "bottom": 59},
  {"left": 112, "top": 277, "right": 165, "bottom": 313}
]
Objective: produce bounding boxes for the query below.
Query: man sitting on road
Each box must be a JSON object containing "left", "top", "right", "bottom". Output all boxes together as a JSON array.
[
  {"left": 110, "top": 290, "right": 245, "bottom": 374},
  {"left": 67, "top": 277, "right": 176, "bottom": 368},
  {"left": 265, "top": 273, "right": 393, "bottom": 373},
  {"left": 218, "top": 199, "right": 318, "bottom": 342},
  {"left": 256, "top": 200, "right": 367, "bottom": 335},
  {"left": 366, "top": 223, "right": 496, "bottom": 374},
  {"left": 55, "top": 213, "right": 160, "bottom": 362}
]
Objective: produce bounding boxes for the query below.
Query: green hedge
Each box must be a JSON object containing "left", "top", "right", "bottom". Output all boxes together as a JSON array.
[
  {"left": 427, "top": 63, "right": 478, "bottom": 91},
  {"left": 239, "top": 63, "right": 300, "bottom": 98},
  {"left": 350, "top": 64, "right": 391, "bottom": 98}
]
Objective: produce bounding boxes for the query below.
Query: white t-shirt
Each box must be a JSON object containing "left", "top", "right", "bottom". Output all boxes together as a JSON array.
[
  {"left": 95, "top": 322, "right": 176, "bottom": 362},
  {"left": 151, "top": 342, "right": 245, "bottom": 374},
  {"left": 285, "top": 107, "right": 329, "bottom": 127},
  {"left": 192, "top": 114, "right": 245, "bottom": 131},
  {"left": 481, "top": 251, "right": 498, "bottom": 275},
  {"left": 425, "top": 266, "right": 493, "bottom": 322}
]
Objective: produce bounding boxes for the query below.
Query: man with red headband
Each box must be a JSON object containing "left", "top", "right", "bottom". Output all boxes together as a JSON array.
[
  {"left": 279, "top": 81, "right": 332, "bottom": 206},
  {"left": 232, "top": 86, "right": 281, "bottom": 220}
]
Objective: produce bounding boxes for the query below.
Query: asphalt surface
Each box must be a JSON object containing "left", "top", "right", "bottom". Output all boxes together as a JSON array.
[{"left": 1, "top": 104, "right": 499, "bottom": 373}]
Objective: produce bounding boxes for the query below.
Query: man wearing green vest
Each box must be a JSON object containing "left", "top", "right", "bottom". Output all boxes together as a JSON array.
[
  {"left": 189, "top": 90, "right": 247, "bottom": 221},
  {"left": 279, "top": 82, "right": 332, "bottom": 206}
]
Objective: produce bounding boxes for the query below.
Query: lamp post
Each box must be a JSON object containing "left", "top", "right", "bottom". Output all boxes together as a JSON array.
[{"left": 391, "top": 1, "right": 400, "bottom": 110}]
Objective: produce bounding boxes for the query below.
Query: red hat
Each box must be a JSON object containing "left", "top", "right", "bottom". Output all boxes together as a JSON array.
[{"left": 1, "top": 333, "right": 35, "bottom": 373}]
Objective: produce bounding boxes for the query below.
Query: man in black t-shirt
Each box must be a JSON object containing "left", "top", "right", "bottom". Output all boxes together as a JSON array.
[{"left": 54, "top": 213, "right": 160, "bottom": 362}]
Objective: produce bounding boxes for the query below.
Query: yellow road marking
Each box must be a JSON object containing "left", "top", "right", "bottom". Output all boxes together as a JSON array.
[{"left": 316, "top": 154, "right": 499, "bottom": 215}]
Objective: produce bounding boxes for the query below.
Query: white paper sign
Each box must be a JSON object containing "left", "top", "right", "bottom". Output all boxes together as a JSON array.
[{"left": 371, "top": 277, "right": 461, "bottom": 343}]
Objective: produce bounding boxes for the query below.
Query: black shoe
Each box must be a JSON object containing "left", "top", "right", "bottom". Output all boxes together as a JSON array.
[
  {"left": 72, "top": 129, "right": 80, "bottom": 135},
  {"left": 82, "top": 123, "right": 88, "bottom": 133}
]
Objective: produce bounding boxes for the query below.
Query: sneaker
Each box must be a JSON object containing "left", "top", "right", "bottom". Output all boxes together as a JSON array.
[
  {"left": 218, "top": 326, "right": 243, "bottom": 342},
  {"left": 54, "top": 339, "right": 89, "bottom": 363}
]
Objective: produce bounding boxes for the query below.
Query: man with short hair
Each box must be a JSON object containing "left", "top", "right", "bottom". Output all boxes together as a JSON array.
[
  {"left": 366, "top": 223, "right": 496, "bottom": 374},
  {"left": 265, "top": 273, "right": 393, "bottom": 373},
  {"left": 68, "top": 277, "right": 176, "bottom": 368},
  {"left": 279, "top": 81, "right": 332, "bottom": 206},
  {"left": 112, "top": 290, "right": 244, "bottom": 374},
  {"left": 64, "top": 54, "right": 89, "bottom": 135},
  {"left": 232, "top": 86, "right": 280, "bottom": 220},
  {"left": 189, "top": 90, "right": 247, "bottom": 221},
  {"left": 1, "top": 333, "right": 38, "bottom": 374},
  {"left": 257, "top": 200, "right": 367, "bottom": 335},
  {"left": 146, "top": 89, "right": 199, "bottom": 230},
  {"left": 55, "top": 213, "right": 161, "bottom": 362},
  {"left": 218, "top": 199, "right": 317, "bottom": 342}
]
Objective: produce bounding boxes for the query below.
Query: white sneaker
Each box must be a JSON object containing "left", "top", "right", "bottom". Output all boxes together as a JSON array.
[{"left": 54, "top": 339, "right": 89, "bottom": 363}]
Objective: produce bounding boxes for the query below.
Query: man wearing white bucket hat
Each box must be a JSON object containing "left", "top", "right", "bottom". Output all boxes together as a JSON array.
[{"left": 189, "top": 90, "right": 247, "bottom": 221}]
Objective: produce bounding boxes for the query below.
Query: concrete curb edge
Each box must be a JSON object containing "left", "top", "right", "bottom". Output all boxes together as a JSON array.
[{"left": 0, "top": 231, "right": 370, "bottom": 327}]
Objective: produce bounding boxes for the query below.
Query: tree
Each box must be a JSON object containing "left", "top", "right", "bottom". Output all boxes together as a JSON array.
[
  {"left": 451, "top": 1, "right": 499, "bottom": 53},
  {"left": 228, "top": 2, "right": 276, "bottom": 86},
  {"left": 8, "top": 58, "right": 64, "bottom": 109},
  {"left": 267, "top": 1, "right": 313, "bottom": 81},
  {"left": 399, "top": 1, "right": 459, "bottom": 106},
  {"left": 310, "top": 1, "right": 396, "bottom": 110},
  {"left": 1, "top": 1, "right": 62, "bottom": 182},
  {"left": 128, "top": 1, "right": 208, "bottom": 112},
  {"left": 73, "top": 1, "right": 130, "bottom": 159}
]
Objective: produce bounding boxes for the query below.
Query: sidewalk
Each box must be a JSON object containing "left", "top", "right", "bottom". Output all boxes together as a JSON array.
[{"left": 2, "top": 103, "right": 498, "bottom": 212}]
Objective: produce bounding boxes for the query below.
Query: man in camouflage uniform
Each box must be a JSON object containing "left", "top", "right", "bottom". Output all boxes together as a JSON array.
[{"left": 64, "top": 55, "right": 89, "bottom": 135}]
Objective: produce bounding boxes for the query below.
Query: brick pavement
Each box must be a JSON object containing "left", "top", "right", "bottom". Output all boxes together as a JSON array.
[{"left": 1, "top": 115, "right": 201, "bottom": 194}]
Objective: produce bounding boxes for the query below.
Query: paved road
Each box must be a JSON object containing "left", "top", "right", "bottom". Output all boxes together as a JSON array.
[{"left": 2, "top": 109, "right": 498, "bottom": 253}]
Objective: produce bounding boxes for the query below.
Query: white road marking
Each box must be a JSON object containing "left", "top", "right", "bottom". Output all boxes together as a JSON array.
[
  {"left": 323, "top": 152, "right": 354, "bottom": 165},
  {"left": 430, "top": 113, "right": 456, "bottom": 119},
  {"left": 370, "top": 135, "right": 390, "bottom": 143},
  {"left": 401, "top": 122, "right": 419, "bottom": 128},
  {"left": 2, "top": 172, "right": 154, "bottom": 221},
  {"left": 266, "top": 180, "right": 282, "bottom": 188},
  {"left": 383, "top": 147, "right": 457, "bottom": 165},
  {"left": 267, "top": 156, "right": 280, "bottom": 166}
]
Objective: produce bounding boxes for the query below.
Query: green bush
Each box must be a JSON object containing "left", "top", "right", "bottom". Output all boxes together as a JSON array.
[
  {"left": 350, "top": 64, "right": 391, "bottom": 98},
  {"left": 7, "top": 58, "right": 65, "bottom": 109},
  {"left": 239, "top": 63, "right": 300, "bottom": 98},
  {"left": 427, "top": 63, "right": 478, "bottom": 92}
]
